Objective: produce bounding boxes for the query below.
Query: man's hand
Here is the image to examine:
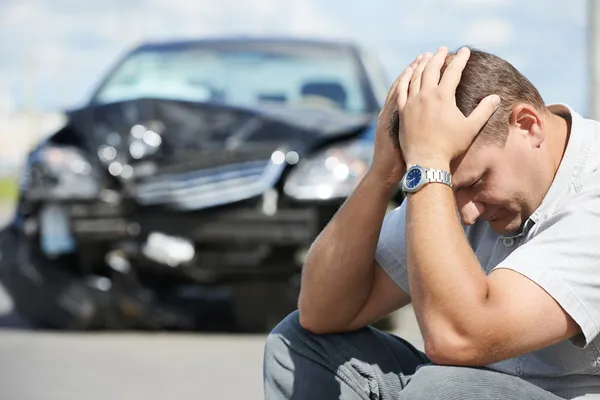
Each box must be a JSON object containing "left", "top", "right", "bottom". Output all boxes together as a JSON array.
[
  {"left": 397, "top": 47, "right": 500, "bottom": 170},
  {"left": 369, "top": 55, "right": 422, "bottom": 187}
]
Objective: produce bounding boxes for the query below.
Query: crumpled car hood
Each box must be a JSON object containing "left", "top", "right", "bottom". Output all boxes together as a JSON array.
[
  {"left": 56, "top": 98, "right": 373, "bottom": 210},
  {"left": 65, "top": 98, "right": 372, "bottom": 160}
]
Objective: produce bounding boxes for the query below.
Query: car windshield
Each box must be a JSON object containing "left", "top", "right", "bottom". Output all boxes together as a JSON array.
[{"left": 93, "top": 44, "right": 373, "bottom": 114}]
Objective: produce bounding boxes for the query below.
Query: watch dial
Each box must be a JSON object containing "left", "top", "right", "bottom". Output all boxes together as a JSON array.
[{"left": 406, "top": 168, "right": 422, "bottom": 189}]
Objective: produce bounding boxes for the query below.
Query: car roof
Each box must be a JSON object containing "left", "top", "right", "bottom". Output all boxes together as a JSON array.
[{"left": 134, "top": 36, "right": 361, "bottom": 53}]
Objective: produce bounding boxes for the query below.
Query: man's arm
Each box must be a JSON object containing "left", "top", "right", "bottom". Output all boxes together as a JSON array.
[
  {"left": 298, "top": 171, "right": 411, "bottom": 334},
  {"left": 297, "top": 56, "right": 423, "bottom": 334},
  {"left": 405, "top": 183, "right": 579, "bottom": 365}
]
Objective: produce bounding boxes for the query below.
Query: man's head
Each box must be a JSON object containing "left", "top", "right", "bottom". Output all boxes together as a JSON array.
[
  {"left": 445, "top": 48, "right": 546, "bottom": 147},
  {"left": 438, "top": 48, "right": 569, "bottom": 234}
]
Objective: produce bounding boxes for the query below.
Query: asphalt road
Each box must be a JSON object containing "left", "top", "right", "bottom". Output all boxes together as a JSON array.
[
  {"left": 0, "top": 286, "right": 423, "bottom": 400},
  {"left": 0, "top": 203, "right": 424, "bottom": 400}
]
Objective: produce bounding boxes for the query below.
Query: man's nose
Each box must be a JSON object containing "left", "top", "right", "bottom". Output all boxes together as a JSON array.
[
  {"left": 459, "top": 201, "right": 485, "bottom": 225},
  {"left": 455, "top": 193, "right": 485, "bottom": 225}
]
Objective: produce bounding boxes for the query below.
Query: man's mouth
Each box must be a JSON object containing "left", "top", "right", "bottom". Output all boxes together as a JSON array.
[{"left": 486, "top": 210, "right": 500, "bottom": 221}]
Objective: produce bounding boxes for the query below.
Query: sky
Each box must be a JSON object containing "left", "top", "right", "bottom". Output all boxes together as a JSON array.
[{"left": 0, "top": 0, "right": 589, "bottom": 114}]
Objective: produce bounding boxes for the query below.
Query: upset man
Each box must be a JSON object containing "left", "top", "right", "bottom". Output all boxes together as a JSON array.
[{"left": 263, "top": 47, "right": 600, "bottom": 400}]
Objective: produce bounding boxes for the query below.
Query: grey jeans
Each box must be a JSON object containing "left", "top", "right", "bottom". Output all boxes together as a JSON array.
[{"left": 263, "top": 310, "right": 564, "bottom": 400}]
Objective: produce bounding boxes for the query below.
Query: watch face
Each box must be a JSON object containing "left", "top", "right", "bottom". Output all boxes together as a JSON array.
[{"left": 406, "top": 167, "right": 422, "bottom": 189}]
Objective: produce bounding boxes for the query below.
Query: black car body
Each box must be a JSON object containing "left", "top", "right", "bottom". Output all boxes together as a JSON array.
[{"left": 0, "top": 37, "right": 398, "bottom": 331}]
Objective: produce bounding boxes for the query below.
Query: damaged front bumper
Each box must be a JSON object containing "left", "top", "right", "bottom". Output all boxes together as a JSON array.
[
  {"left": 67, "top": 196, "right": 323, "bottom": 283},
  {"left": 0, "top": 195, "right": 331, "bottom": 330}
]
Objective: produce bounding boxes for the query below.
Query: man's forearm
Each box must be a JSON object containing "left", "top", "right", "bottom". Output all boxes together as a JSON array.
[
  {"left": 406, "top": 183, "right": 489, "bottom": 357},
  {"left": 298, "top": 170, "right": 400, "bottom": 330}
]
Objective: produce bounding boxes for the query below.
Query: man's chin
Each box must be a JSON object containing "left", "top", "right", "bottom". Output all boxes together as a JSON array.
[{"left": 488, "top": 217, "right": 520, "bottom": 235}]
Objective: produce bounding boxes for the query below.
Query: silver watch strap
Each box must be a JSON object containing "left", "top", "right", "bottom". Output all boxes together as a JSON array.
[{"left": 424, "top": 168, "right": 453, "bottom": 188}]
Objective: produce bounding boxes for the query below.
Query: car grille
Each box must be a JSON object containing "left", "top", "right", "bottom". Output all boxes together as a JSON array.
[{"left": 134, "top": 159, "right": 285, "bottom": 211}]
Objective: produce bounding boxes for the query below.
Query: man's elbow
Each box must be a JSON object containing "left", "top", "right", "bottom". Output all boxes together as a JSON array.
[
  {"left": 297, "top": 307, "right": 337, "bottom": 335},
  {"left": 423, "top": 331, "right": 490, "bottom": 367},
  {"left": 297, "top": 301, "right": 354, "bottom": 335},
  {"left": 297, "top": 303, "right": 319, "bottom": 332},
  {"left": 297, "top": 296, "right": 322, "bottom": 333}
]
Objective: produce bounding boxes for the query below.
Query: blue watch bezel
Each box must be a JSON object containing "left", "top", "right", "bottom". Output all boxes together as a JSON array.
[{"left": 401, "top": 165, "right": 426, "bottom": 193}]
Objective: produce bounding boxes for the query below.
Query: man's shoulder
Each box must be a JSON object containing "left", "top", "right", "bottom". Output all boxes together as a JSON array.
[
  {"left": 536, "top": 104, "right": 600, "bottom": 226},
  {"left": 536, "top": 186, "right": 600, "bottom": 235}
]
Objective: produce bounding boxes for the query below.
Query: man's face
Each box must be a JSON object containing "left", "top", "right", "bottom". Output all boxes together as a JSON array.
[{"left": 450, "top": 128, "right": 534, "bottom": 234}]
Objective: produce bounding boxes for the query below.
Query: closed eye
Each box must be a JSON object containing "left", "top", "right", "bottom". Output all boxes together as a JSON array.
[
  {"left": 469, "top": 178, "right": 483, "bottom": 189},
  {"left": 454, "top": 178, "right": 482, "bottom": 193}
]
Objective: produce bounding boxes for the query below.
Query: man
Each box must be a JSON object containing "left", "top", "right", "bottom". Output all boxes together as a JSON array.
[{"left": 263, "top": 46, "right": 600, "bottom": 400}]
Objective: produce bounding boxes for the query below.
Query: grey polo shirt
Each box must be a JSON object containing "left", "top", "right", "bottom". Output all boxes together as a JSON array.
[{"left": 375, "top": 104, "right": 600, "bottom": 399}]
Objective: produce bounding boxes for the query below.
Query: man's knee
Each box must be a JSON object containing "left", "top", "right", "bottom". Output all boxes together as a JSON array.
[
  {"left": 265, "top": 310, "right": 303, "bottom": 354},
  {"left": 270, "top": 309, "right": 303, "bottom": 336},
  {"left": 264, "top": 309, "right": 352, "bottom": 379},
  {"left": 398, "top": 365, "right": 474, "bottom": 399},
  {"left": 263, "top": 310, "right": 304, "bottom": 375},
  {"left": 400, "top": 365, "right": 512, "bottom": 400}
]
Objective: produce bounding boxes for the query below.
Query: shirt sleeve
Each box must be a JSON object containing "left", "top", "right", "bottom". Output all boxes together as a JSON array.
[
  {"left": 493, "top": 194, "right": 600, "bottom": 348},
  {"left": 374, "top": 201, "right": 411, "bottom": 296}
]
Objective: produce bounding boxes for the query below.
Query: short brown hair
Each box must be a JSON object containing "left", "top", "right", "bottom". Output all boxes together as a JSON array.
[{"left": 443, "top": 47, "right": 546, "bottom": 146}]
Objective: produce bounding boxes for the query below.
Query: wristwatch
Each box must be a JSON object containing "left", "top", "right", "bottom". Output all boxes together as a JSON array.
[{"left": 400, "top": 165, "right": 453, "bottom": 193}]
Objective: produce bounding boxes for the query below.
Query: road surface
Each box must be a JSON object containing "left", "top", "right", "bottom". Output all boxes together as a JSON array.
[{"left": 0, "top": 284, "right": 423, "bottom": 400}]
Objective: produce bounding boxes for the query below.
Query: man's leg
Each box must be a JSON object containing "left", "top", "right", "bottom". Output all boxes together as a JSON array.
[
  {"left": 398, "top": 365, "right": 564, "bottom": 400},
  {"left": 263, "top": 310, "right": 429, "bottom": 400}
]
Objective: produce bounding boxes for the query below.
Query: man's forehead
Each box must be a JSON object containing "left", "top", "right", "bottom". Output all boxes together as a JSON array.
[{"left": 450, "top": 148, "right": 484, "bottom": 188}]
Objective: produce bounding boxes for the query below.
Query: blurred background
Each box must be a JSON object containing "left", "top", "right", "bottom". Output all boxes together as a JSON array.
[{"left": 0, "top": 0, "right": 592, "bottom": 399}]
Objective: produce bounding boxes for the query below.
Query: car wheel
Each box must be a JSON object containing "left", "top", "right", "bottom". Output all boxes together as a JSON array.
[
  {"left": 230, "top": 280, "right": 299, "bottom": 333},
  {"left": 0, "top": 226, "right": 109, "bottom": 330}
]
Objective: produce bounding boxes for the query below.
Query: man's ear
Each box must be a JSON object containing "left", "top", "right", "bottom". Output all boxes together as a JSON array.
[{"left": 509, "top": 104, "right": 545, "bottom": 147}]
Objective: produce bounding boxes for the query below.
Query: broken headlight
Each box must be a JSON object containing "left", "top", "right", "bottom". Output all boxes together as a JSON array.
[
  {"left": 21, "top": 145, "right": 100, "bottom": 201},
  {"left": 284, "top": 140, "right": 373, "bottom": 200}
]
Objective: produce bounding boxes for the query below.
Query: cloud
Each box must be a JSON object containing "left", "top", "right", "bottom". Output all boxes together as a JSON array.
[
  {"left": 461, "top": 18, "right": 514, "bottom": 47},
  {"left": 0, "top": 2, "right": 37, "bottom": 26},
  {"left": 454, "top": 0, "right": 514, "bottom": 7},
  {"left": 137, "top": 0, "right": 347, "bottom": 39},
  {"left": 0, "top": 0, "right": 353, "bottom": 109},
  {"left": 0, "top": 0, "right": 589, "bottom": 114}
]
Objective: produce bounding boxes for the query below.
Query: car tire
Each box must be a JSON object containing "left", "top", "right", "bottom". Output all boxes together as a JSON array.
[{"left": 230, "top": 280, "right": 300, "bottom": 333}]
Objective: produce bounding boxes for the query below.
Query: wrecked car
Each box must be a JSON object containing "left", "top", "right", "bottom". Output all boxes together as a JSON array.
[{"left": 0, "top": 37, "right": 400, "bottom": 331}]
